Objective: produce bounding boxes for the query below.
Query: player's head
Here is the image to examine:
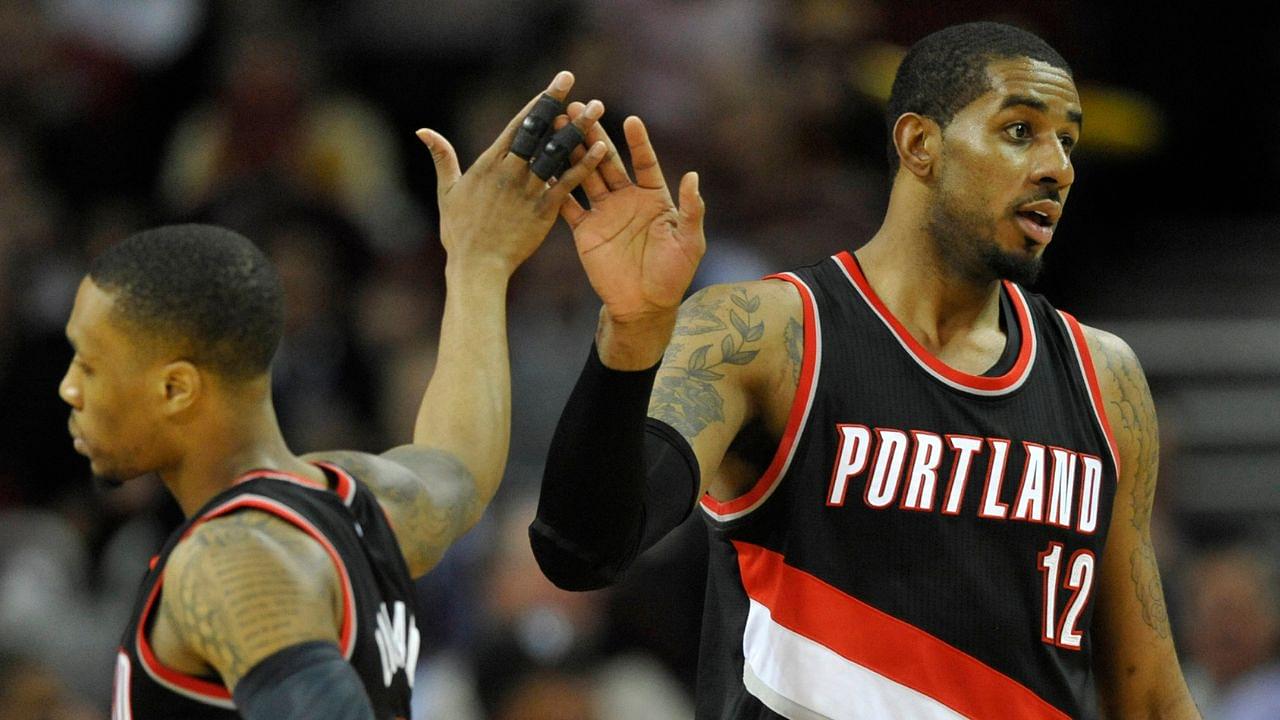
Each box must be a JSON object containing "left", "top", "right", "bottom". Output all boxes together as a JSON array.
[
  {"left": 885, "top": 22, "right": 1080, "bottom": 285},
  {"left": 59, "top": 224, "right": 284, "bottom": 485}
]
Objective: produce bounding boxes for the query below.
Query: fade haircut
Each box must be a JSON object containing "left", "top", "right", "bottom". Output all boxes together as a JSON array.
[
  {"left": 885, "top": 21, "right": 1072, "bottom": 172},
  {"left": 89, "top": 224, "right": 284, "bottom": 379}
]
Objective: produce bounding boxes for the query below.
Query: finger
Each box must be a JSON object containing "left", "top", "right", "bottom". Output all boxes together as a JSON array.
[
  {"left": 624, "top": 115, "right": 666, "bottom": 190},
  {"left": 546, "top": 141, "right": 607, "bottom": 211},
  {"left": 560, "top": 192, "right": 588, "bottom": 228},
  {"left": 676, "top": 171, "right": 707, "bottom": 258},
  {"left": 570, "top": 103, "right": 630, "bottom": 191},
  {"left": 478, "top": 71, "right": 574, "bottom": 166},
  {"left": 564, "top": 103, "right": 610, "bottom": 201},
  {"left": 510, "top": 95, "right": 564, "bottom": 160},
  {"left": 415, "top": 129, "right": 462, "bottom": 198},
  {"left": 529, "top": 99, "right": 602, "bottom": 182}
]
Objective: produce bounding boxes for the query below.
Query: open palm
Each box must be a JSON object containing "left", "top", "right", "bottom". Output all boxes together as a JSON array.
[{"left": 562, "top": 115, "right": 705, "bottom": 322}]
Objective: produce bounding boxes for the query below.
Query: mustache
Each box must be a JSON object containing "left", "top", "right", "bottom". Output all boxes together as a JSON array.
[{"left": 1012, "top": 189, "right": 1062, "bottom": 207}]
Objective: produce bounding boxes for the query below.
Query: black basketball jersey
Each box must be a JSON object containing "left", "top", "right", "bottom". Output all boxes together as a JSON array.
[
  {"left": 110, "top": 462, "right": 419, "bottom": 720},
  {"left": 695, "top": 252, "right": 1120, "bottom": 719}
]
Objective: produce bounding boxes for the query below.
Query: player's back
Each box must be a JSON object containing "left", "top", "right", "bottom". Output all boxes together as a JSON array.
[
  {"left": 112, "top": 463, "right": 418, "bottom": 719},
  {"left": 695, "top": 252, "right": 1118, "bottom": 719}
]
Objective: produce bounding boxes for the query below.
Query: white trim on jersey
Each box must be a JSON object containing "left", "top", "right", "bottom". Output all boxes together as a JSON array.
[{"left": 742, "top": 599, "right": 968, "bottom": 720}]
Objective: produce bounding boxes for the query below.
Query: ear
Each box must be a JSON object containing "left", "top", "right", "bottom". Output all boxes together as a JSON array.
[
  {"left": 892, "top": 113, "right": 941, "bottom": 178},
  {"left": 161, "top": 360, "right": 202, "bottom": 415}
]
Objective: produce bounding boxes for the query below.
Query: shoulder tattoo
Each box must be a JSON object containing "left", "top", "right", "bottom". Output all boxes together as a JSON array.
[
  {"left": 165, "top": 512, "right": 337, "bottom": 682},
  {"left": 651, "top": 286, "right": 765, "bottom": 439}
]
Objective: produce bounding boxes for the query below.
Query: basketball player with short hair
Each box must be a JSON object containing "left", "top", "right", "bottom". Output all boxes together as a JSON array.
[
  {"left": 532, "top": 23, "right": 1201, "bottom": 719},
  {"left": 65, "top": 72, "right": 608, "bottom": 719}
]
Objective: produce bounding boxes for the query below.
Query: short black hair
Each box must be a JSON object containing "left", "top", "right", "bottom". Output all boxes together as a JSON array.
[
  {"left": 885, "top": 21, "right": 1072, "bottom": 172},
  {"left": 89, "top": 224, "right": 284, "bottom": 379}
]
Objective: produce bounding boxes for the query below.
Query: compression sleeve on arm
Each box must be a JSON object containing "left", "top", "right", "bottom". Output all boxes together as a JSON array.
[
  {"left": 531, "top": 344, "right": 701, "bottom": 591},
  {"left": 233, "top": 641, "right": 375, "bottom": 720}
]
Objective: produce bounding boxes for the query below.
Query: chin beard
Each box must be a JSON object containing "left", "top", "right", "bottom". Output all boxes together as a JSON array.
[
  {"left": 928, "top": 195, "right": 1044, "bottom": 286},
  {"left": 980, "top": 243, "right": 1043, "bottom": 286},
  {"left": 93, "top": 474, "right": 125, "bottom": 490}
]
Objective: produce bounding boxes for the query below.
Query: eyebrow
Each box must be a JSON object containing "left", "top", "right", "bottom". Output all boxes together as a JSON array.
[{"left": 999, "top": 94, "right": 1083, "bottom": 128}]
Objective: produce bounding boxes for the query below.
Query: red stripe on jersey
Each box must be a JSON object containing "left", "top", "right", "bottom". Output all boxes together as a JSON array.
[
  {"left": 135, "top": 495, "right": 358, "bottom": 706},
  {"left": 233, "top": 468, "right": 328, "bottom": 491},
  {"left": 312, "top": 461, "right": 358, "bottom": 506},
  {"left": 734, "top": 541, "right": 1071, "bottom": 720},
  {"left": 701, "top": 273, "right": 820, "bottom": 520},
  {"left": 834, "top": 252, "right": 1036, "bottom": 394},
  {"left": 1057, "top": 312, "right": 1121, "bottom": 476}
]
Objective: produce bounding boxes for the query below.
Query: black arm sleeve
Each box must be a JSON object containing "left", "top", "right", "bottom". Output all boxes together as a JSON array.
[
  {"left": 233, "top": 641, "right": 375, "bottom": 720},
  {"left": 531, "top": 344, "right": 701, "bottom": 591}
]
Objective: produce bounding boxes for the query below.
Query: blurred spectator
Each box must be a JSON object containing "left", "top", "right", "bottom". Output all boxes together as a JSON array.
[
  {"left": 413, "top": 497, "right": 693, "bottom": 720},
  {"left": 1183, "top": 546, "right": 1280, "bottom": 720},
  {"left": 0, "top": 652, "right": 101, "bottom": 720},
  {"left": 158, "top": 21, "right": 425, "bottom": 253}
]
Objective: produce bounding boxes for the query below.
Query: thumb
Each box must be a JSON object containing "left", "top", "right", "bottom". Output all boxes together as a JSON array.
[
  {"left": 676, "top": 171, "right": 707, "bottom": 259},
  {"left": 416, "top": 129, "right": 462, "bottom": 197}
]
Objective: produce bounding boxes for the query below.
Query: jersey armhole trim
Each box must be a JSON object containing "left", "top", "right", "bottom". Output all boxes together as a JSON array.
[
  {"left": 134, "top": 494, "right": 358, "bottom": 709},
  {"left": 1057, "top": 311, "right": 1122, "bottom": 477},
  {"left": 701, "top": 272, "right": 822, "bottom": 522}
]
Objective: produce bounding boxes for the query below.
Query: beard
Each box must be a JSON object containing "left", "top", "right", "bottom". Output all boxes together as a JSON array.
[
  {"left": 92, "top": 474, "right": 125, "bottom": 490},
  {"left": 927, "top": 188, "right": 1043, "bottom": 286}
]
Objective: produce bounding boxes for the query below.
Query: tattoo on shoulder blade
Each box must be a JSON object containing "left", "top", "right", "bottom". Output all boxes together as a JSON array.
[{"left": 652, "top": 287, "right": 764, "bottom": 438}]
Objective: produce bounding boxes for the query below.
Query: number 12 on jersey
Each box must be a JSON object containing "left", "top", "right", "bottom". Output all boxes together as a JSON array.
[{"left": 1037, "top": 543, "right": 1095, "bottom": 650}]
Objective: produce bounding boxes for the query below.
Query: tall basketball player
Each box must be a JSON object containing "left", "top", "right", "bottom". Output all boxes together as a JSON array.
[
  {"left": 532, "top": 23, "right": 1201, "bottom": 719},
  {"left": 65, "top": 72, "right": 607, "bottom": 719}
]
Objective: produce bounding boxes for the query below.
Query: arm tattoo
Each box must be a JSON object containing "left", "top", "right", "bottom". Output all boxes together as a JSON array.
[
  {"left": 784, "top": 317, "right": 803, "bottom": 386},
  {"left": 306, "top": 448, "right": 478, "bottom": 577},
  {"left": 651, "top": 287, "right": 764, "bottom": 439},
  {"left": 167, "top": 513, "right": 336, "bottom": 683},
  {"left": 1090, "top": 330, "right": 1171, "bottom": 639}
]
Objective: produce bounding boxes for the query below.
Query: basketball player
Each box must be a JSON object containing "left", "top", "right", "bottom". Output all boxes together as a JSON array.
[
  {"left": 532, "top": 23, "right": 1201, "bottom": 719},
  {"left": 63, "top": 72, "right": 608, "bottom": 719}
]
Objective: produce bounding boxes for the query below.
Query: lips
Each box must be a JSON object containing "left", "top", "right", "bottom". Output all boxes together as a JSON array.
[
  {"left": 68, "top": 418, "right": 88, "bottom": 456},
  {"left": 1014, "top": 199, "right": 1062, "bottom": 245}
]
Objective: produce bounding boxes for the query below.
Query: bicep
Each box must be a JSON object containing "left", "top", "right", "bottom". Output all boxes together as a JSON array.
[
  {"left": 304, "top": 448, "right": 477, "bottom": 578},
  {"left": 648, "top": 281, "right": 800, "bottom": 495},
  {"left": 164, "top": 513, "right": 341, "bottom": 691}
]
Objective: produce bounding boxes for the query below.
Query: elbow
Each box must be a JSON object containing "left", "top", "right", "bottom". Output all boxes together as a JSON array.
[{"left": 528, "top": 519, "right": 630, "bottom": 591}]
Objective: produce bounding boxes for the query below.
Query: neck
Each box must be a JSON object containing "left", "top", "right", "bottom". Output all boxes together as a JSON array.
[
  {"left": 857, "top": 184, "right": 1004, "bottom": 351},
  {"left": 159, "top": 383, "right": 320, "bottom": 517}
]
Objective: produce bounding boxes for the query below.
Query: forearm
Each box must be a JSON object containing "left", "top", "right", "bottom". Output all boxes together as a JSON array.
[
  {"left": 411, "top": 259, "right": 512, "bottom": 514},
  {"left": 532, "top": 344, "right": 699, "bottom": 590}
]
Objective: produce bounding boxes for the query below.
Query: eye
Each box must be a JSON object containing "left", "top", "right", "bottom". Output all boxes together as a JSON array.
[
  {"left": 75, "top": 357, "right": 93, "bottom": 377},
  {"left": 1004, "top": 122, "right": 1032, "bottom": 141},
  {"left": 1060, "top": 135, "right": 1077, "bottom": 154}
]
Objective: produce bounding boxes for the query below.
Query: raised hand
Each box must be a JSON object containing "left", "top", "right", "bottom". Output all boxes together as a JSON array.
[
  {"left": 561, "top": 114, "right": 706, "bottom": 335},
  {"left": 416, "top": 71, "right": 607, "bottom": 277}
]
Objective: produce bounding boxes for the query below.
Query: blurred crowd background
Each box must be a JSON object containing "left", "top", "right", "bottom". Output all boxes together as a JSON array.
[{"left": 1, "top": 1, "right": 1278, "bottom": 718}]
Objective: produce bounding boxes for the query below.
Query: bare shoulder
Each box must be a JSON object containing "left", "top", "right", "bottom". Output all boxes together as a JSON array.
[
  {"left": 666, "top": 279, "right": 802, "bottom": 377},
  {"left": 303, "top": 448, "right": 477, "bottom": 578},
  {"left": 163, "top": 510, "right": 340, "bottom": 689},
  {"left": 1076, "top": 324, "right": 1157, "bottom": 462}
]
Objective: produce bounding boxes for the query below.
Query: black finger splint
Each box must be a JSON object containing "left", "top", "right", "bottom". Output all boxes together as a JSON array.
[
  {"left": 530, "top": 124, "right": 585, "bottom": 180},
  {"left": 511, "top": 94, "right": 564, "bottom": 160}
]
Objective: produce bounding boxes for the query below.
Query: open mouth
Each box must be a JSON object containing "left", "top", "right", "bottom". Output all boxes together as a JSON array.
[{"left": 1017, "top": 210, "right": 1053, "bottom": 227}]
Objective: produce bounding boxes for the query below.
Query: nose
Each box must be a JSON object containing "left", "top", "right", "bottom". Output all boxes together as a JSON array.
[
  {"left": 1033, "top": 139, "right": 1074, "bottom": 190},
  {"left": 59, "top": 366, "right": 81, "bottom": 409}
]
